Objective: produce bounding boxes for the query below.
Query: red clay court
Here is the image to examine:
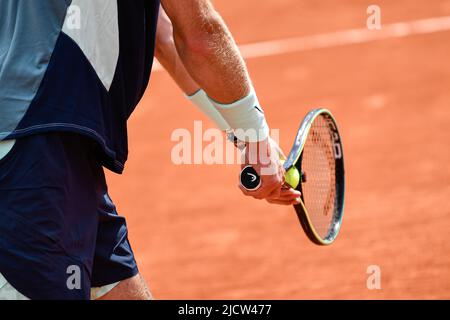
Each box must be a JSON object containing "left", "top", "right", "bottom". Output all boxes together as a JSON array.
[{"left": 106, "top": 0, "right": 450, "bottom": 299}]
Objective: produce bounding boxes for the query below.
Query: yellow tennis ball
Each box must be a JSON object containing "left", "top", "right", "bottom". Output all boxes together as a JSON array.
[{"left": 285, "top": 166, "right": 300, "bottom": 189}]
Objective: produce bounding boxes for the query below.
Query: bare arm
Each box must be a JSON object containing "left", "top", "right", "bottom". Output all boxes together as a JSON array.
[
  {"left": 156, "top": 6, "right": 232, "bottom": 131},
  {"left": 158, "top": 0, "right": 301, "bottom": 204},
  {"left": 160, "top": 0, "right": 251, "bottom": 104},
  {"left": 155, "top": 8, "right": 200, "bottom": 95}
]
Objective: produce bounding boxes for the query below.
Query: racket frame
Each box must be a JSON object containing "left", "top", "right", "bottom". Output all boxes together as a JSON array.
[{"left": 284, "top": 108, "right": 345, "bottom": 245}]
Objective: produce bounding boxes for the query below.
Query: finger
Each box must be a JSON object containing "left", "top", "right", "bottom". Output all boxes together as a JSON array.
[
  {"left": 259, "top": 174, "right": 284, "bottom": 199},
  {"left": 266, "top": 198, "right": 301, "bottom": 206},
  {"left": 253, "top": 184, "right": 281, "bottom": 200},
  {"left": 263, "top": 165, "right": 286, "bottom": 199},
  {"left": 266, "top": 188, "right": 301, "bottom": 204},
  {"left": 266, "top": 184, "right": 282, "bottom": 200},
  {"left": 251, "top": 189, "right": 273, "bottom": 200},
  {"left": 239, "top": 184, "right": 256, "bottom": 197},
  {"left": 239, "top": 184, "right": 269, "bottom": 200},
  {"left": 266, "top": 194, "right": 301, "bottom": 205},
  {"left": 279, "top": 188, "right": 301, "bottom": 198},
  {"left": 239, "top": 179, "right": 300, "bottom": 203},
  {"left": 272, "top": 191, "right": 302, "bottom": 201}
]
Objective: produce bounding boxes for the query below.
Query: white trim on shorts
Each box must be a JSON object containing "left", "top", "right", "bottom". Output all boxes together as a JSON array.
[{"left": 0, "top": 273, "right": 119, "bottom": 300}]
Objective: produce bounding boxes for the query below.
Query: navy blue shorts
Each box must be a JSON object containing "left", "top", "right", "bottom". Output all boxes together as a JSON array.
[{"left": 0, "top": 132, "right": 138, "bottom": 299}]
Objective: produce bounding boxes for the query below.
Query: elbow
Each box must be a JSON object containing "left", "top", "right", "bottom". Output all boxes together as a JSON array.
[
  {"left": 155, "top": 11, "right": 176, "bottom": 61},
  {"left": 155, "top": 32, "right": 174, "bottom": 61},
  {"left": 174, "top": 11, "right": 226, "bottom": 57}
]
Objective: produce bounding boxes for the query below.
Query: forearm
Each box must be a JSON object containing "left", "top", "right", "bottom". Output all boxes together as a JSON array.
[
  {"left": 161, "top": 0, "right": 251, "bottom": 104},
  {"left": 161, "top": 0, "right": 268, "bottom": 142},
  {"left": 158, "top": 0, "right": 293, "bottom": 203},
  {"left": 156, "top": 40, "right": 200, "bottom": 96},
  {"left": 155, "top": 7, "right": 230, "bottom": 130},
  {"left": 155, "top": 9, "right": 200, "bottom": 95}
]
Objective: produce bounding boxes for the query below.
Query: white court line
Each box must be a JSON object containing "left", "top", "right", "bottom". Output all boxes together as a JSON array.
[
  {"left": 240, "top": 15, "right": 450, "bottom": 58},
  {"left": 153, "top": 15, "right": 450, "bottom": 71}
]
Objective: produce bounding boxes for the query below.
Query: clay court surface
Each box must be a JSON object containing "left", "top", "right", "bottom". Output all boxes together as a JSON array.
[{"left": 106, "top": 0, "right": 450, "bottom": 299}]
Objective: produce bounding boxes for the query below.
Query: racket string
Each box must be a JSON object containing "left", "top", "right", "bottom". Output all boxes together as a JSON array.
[{"left": 301, "top": 115, "right": 337, "bottom": 239}]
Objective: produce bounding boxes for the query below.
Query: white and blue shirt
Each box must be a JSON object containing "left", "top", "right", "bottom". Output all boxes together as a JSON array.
[{"left": 0, "top": 0, "right": 160, "bottom": 173}]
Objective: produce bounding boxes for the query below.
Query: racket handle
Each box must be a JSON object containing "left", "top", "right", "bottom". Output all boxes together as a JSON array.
[{"left": 240, "top": 166, "right": 262, "bottom": 191}]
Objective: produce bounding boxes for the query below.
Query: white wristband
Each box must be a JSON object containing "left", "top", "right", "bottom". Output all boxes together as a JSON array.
[
  {"left": 186, "top": 90, "right": 230, "bottom": 131},
  {"left": 208, "top": 90, "right": 270, "bottom": 142}
]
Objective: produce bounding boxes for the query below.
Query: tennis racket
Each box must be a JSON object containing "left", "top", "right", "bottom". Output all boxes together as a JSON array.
[{"left": 238, "top": 108, "right": 345, "bottom": 245}]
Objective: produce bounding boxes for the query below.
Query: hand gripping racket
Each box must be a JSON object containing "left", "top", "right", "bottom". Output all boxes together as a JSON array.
[{"left": 238, "top": 108, "right": 345, "bottom": 245}]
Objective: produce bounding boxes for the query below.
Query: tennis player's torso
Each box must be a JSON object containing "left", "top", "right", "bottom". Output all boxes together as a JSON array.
[{"left": 0, "top": 0, "right": 160, "bottom": 173}]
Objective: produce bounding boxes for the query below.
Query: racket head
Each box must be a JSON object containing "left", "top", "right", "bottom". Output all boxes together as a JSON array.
[{"left": 284, "top": 109, "right": 345, "bottom": 245}]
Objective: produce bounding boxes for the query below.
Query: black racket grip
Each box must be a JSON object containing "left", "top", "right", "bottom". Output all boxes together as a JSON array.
[{"left": 240, "top": 166, "right": 261, "bottom": 191}]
